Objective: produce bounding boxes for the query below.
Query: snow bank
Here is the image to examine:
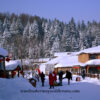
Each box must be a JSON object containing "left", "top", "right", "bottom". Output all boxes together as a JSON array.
[
  {"left": 0, "top": 75, "right": 100, "bottom": 100},
  {"left": 0, "top": 77, "right": 35, "bottom": 100},
  {"left": 0, "top": 47, "right": 8, "bottom": 57}
]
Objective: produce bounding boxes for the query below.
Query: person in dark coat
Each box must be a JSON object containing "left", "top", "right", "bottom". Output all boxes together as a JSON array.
[
  {"left": 58, "top": 71, "right": 63, "bottom": 86},
  {"left": 65, "top": 70, "right": 72, "bottom": 85},
  {"left": 40, "top": 72, "right": 45, "bottom": 87},
  {"left": 49, "top": 71, "right": 54, "bottom": 89},
  {"left": 81, "top": 70, "right": 86, "bottom": 79}
]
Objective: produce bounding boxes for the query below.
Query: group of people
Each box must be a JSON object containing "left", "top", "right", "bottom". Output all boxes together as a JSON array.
[
  {"left": 40, "top": 70, "right": 72, "bottom": 89},
  {"left": 39, "top": 69, "right": 86, "bottom": 89}
]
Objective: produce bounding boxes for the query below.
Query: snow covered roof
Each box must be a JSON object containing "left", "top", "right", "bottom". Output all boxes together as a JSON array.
[
  {"left": 54, "top": 52, "right": 78, "bottom": 57},
  {"left": 5, "top": 60, "right": 22, "bottom": 70},
  {"left": 46, "top": 55, "right": 84, "bottom": 68},
  {"left": 47, "top": 56, "right": 100, "bottom": 68},
  {"left": 0, "top": 47, "right": 8, "bottom": 57},
  {"left": 85, "top": 59, "right": 100, "bottom": 66},
  {"left": 46, "top": 56, "right": 64, "bottom": 65},
  {"left": 78, "top": 46, "right": 100, "bottom": 55},
  {"left": 54, "top": 56, "right": 85, "bottom": 68}
]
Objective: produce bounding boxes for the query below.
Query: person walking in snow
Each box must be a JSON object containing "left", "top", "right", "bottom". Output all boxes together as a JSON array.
[
  {"left": 40, "top": 72, "right": 45, "bottom": 87},
  {"left": 81, "top": 70, "right": 86, "bottom": 79},
  {"left": 65, "top": 70, "right": 72, "bottom": 85},
  {"left": 49, "top": 71, "right": 54, "bottom": 89},
  {"left": 58, "top": 71, "right": 63, "bottom": 86}
]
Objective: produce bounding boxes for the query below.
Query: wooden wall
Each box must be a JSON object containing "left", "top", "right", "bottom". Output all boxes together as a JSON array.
[
  {"left": 54, "top": 67, "right": 81, "bottom": 75},
  {"left": 54, "top": 67, "right": 76, "bottom": 74},
  {"left": 78, "top": 53, "right": 89, "bottom": 63},
  {"left": 97, "top": 54, "right": 100, "bottom": 59},
  {"left": 78, "top": 53, "right": 100, "bottom": 63}
]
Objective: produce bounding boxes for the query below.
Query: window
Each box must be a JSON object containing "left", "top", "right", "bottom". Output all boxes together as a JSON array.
[{"left": 89, "top": 54, "right": 97, "bottom": 60}]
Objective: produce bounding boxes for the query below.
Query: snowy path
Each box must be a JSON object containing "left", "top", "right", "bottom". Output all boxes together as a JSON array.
[{"left": 0, "top": 75, "right": 100, "bottom": 100}]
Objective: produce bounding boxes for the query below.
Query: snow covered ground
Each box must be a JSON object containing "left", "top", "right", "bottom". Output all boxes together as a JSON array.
[{"left": 0, "top": 75, "right": 100, "bottom": 100}]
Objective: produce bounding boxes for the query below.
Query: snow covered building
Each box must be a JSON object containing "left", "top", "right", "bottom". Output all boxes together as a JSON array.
[
  {"left": 0, "top": 47, "right": 8, "bottom": 77},
  {"left": 78, "top": 46, "right": 100, "bottom": 63},
  {"left": 0, "top": 47, "right": 22, "bottom": 78},
  {"left": 78, "top": 46, "right": 100, "bottom": 75},
  {"left": 5, "top": 60, "right": 22, "bottom": 78},
  {"left": 44, "top": 52, "right": 81, "bottom": 74},
  {"left": 42, "top": 46, "right": 100, "bottom": 76}
]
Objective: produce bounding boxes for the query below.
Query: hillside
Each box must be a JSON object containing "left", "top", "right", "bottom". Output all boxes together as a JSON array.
[{"left": 0, "top": 13, "right": 100, "bottom": 59}]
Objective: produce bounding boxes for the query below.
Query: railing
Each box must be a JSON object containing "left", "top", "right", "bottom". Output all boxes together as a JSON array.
[
  {"left": 73, "top": 73, "right": 100, "bottom": 79},
  {"left": 86, "top": 73, "right": 99, "bottom": 79}
]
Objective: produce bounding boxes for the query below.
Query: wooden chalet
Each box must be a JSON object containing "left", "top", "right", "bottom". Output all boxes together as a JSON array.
[
  {"left": 44, "top": 46, "right": 100, "bottom": 79},
  {"left": 78, "top": 46, "right": 100, "bottom": 75},
  {"left": 45, "top": 53, "right": 83, "bottom": 75}
]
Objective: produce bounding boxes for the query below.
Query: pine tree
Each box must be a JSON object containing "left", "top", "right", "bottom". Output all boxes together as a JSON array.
[
  {"left": 71, "top": 35, "right": 79, "bottom": 51},
  {"left": 0, "top": 20, "right": 3, "bottom": 35},
  {"left": 2, "top": 26, "right": 11, "bottom": 51},
  {"left": 10, "top": 17, "right": 17, "bottom": 35},
  {"left": 51, "top": 36, "right": 60, "bottom": 53},
  {"left": 29, "top": 20, "right": 39, "bottom": 39},
  {"left": 23, "top": 21, "right": 30, "bottom": 37},
  {"left": 15, "top": 17, "right": 23, "bottom": 35},
  {"left": 3, "top": 17, "right": 10, "bottom": 30},
  {"left": 94, "top": 31, "right": 100, "bottom": 46},
  {"left": 42, "top": 21, "right": 52, "bottom": 57},
  {"left": 3, "top": 27, "right": 11, "bottom": 39},
  {"left": 0, "top": 20, "right": 3, "bottom": 46},
  {"left": 22, "top": 21, "right": 30, "bottom": 58},
  {"left": 61, "top": 25, "right": 70, "bottom": 51}
]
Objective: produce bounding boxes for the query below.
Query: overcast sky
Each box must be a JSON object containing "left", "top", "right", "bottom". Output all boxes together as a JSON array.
[{"left": 0, "top": 0, "right": 100, "bottom": 22}]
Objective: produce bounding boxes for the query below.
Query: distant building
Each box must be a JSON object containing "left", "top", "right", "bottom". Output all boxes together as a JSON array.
[
  {"left": 0, "top": 47, "right": 8, "bottom": 77},
  {"left": 43, "top": 46, "right": 100, "bottom": 77},
  {"left": 0, "top": 47, "right": 22, "bottom": 78},
  {"left": 78, "top": 46, "right": 100, "bottom": 75},
  {"left": 5, "top": 60, "right": 22, "bottom": 78}
]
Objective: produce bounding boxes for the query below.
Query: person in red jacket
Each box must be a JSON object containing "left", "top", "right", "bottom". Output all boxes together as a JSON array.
[
  {"left": 53, "top": 71, "right": 57, "bottom": 85},
  {"left": 49, "top": 71, "right": 54, "bottom": 89}
]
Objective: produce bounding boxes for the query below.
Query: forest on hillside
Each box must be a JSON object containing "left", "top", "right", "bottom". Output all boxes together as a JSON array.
[{"left": 0, "top": 13, "right": 100, "bottom": 59}]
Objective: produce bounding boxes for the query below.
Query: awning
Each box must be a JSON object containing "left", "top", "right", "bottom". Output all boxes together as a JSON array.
[{"left": 73, "top": 67, "right": 80, "bottom": 69}]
